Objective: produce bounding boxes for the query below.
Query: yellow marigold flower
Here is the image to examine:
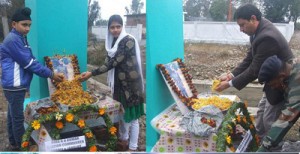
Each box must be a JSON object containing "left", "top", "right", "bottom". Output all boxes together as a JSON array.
[
  {"left": 31, "top": 120, "right": 41, "bottom": 130},
  {"left": 230, "top": 146, "right": 235, "bottom": 152},
  {"left": 21, "top": 141, "right": 29, "bottom": 148},
  {"left": 98, "top": 108, "right": 105, "bottom": 116},
  {"left": 77, "top": 119, "right": 85, "bottom": 128},
  {"left": 55, "top": 121, "right": 64, "bottom": 129},
  {"left": 109, "top": 126, "right": 117, "bottom": 135},
  {"left": 89, "top": 145, "right": 97, "bottom": 152},
  {"left": 211, "top": 79, "right": 221, "bottom": 92},
  {"left": 227, "top": 125, "right": 233, "bottom": 134},
  {"left": 85, "top": 132, "right": 93, "bottom": 138},
  {"left": 65, "top": 113, "right": 74, "bottom": 122},
  {"left": 226, "top": 135, "right": 232, "bottom": 144}
]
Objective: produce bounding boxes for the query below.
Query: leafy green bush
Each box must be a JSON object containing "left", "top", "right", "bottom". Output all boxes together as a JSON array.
[
  {"left": 296, "top": 22, "right": 300, "bottom": 30},
  {"left": 87, "top": 41, "right": 106, "bottom": 66}
]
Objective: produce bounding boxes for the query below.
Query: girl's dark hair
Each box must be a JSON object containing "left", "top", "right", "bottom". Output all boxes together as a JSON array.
[
  {"left": 234, "top": 4, "right": 262, "bottom": 21},
  {"left": 108, "top": 15, "right": 123, "bottom": 27}
]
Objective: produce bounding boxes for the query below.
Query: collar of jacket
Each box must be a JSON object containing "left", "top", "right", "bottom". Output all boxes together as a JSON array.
[
  {"left": 11, "top": 28, "right": 25, "bottom": 38},
  {"left": 253, "top": 18, "right": 269, "bottom": 38}
]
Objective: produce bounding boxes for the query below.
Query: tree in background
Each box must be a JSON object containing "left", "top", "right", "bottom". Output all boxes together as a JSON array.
[
  {"left": 88, "top": 0, "right": 100, "bottom": 32},
  {"left": 289, "top": 0, "right": 300, "bottom": 28},
  {"left": 0, "top": 0, "right": 24, "bottom": 40},
  {"left": 183, "top": 0, "right": 212, "bottom": 20},
  {"left": 209, "top": 0, "right": 228, "bottom": 21},
  {"left": 263, "top": 0, "right": 291, "bottom": 23},
  {"left": 95, "top": 19, "right": 108, "bottom": 26},
  {"left": 125, "top": 0, "right": 144, "bottom": 15}
]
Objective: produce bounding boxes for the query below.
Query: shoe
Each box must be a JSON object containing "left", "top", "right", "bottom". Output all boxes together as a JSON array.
[
  {"left": 269, "top": 141, "right": 284, "bottom": 152},
  {"left": 4, "top": 144, "right": 20, "bottom": 151},
  {"left": 128, "top": 149, "right": 137, "bottom": 152},
  {"left": 116, "top": 139, "right": 129, "bottom": 151}
]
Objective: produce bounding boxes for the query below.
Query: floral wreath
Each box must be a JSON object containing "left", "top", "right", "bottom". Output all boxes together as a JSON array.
[
  {"left": 44, "top": 54, "right": 80, "bottom": 88},
  {"left": 21, "top": 104, "right": 117, "bottom": 152},
  {"left": 157, "top": 58, "right": 198, "bottom": 110},
  {"left": 216, "top": 102, "right": 259, "bottom": 152}
]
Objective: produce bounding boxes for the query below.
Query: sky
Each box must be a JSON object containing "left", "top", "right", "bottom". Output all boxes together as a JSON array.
[{"left": 94, "top": 0, "right": 146, "bottom": 20}]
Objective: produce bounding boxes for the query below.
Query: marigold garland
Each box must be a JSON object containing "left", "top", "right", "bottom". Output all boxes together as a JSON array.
[
  {"left": 65, "top": 113, "right": 74, "bottom": 122},
  {"left": 216, "top": 102, "right": 259, "bottom": 152},
  {"left": 99, "top": 108, "right": 105, "bottom": 116},
  {"left": 89, "top": 145, "right": 97, "bottom": 152},
  {"left": 21, "top": 141, "right": 29, "bottom": 148},
  {"left": 109, "top": 126, "right": 117, "bottom": 135},
  {"left": 55, "top": 121, "right": 64, "bottom": 129},
  {"left": 21, "top": 104, "right": 117, "bottom": 152},
  {"left": 31, "top": 120, "right": 41, "bottom": 130},
  {"left": 77, "top": 119, "right": 85, "bottom": 129},
  {"left": 85, "top": 132, "right": 93, "bottom": 138},
  {"left": 157, "top": 58, "right": 198, "bottom": 110}
]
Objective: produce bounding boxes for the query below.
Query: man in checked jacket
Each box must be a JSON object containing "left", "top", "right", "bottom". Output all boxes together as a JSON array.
[{"left": 215, "top": 4, "right": 294, "bottom": 142}]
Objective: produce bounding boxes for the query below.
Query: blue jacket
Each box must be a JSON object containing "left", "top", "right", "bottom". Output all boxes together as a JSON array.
[{"left": 0, "top": 28, "right": 53, "bottom": 90}]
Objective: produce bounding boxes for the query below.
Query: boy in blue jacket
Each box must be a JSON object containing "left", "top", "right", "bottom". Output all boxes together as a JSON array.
[{"left": 0, "top": 7, "right": 64, "bottom": 151}]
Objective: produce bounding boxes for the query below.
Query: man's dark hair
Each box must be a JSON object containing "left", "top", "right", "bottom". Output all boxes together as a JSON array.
[{"left": 234, "top": 4, "right": 262, "bottom": 21}]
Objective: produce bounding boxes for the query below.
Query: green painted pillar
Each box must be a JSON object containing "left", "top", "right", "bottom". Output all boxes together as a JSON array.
[
  {"left": 25, "top": 0, "right": 87, "bottom": 102},
  {"left": 146, "top": 0, "right": 184, "bottom": 151}
]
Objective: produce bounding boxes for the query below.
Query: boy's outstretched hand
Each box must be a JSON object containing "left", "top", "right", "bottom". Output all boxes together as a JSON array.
[{"left": 52, "top": 73, "right": 65, "bottom": 82}]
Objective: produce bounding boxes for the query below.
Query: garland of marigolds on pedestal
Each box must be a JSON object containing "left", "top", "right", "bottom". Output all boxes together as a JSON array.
[
  {"left": 156, "top": 58, "right": 198, "bottom": 110},
  {"left": 216, "top": 102, "right": 260, "bottom": 152},
  {"left": 21, "top": 104, "right": 117, "bottom": 152}
]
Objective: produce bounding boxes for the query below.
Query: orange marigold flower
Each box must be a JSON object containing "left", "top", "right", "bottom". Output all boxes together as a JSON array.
[
  {"left": 236, "top": 115, "right": 241, "bottom": 123},
  {"left": 85, "top": 132, "right": 93, "bottom": 138},
  {"left": 55, "top": 121, "right": 64, "bottom": 129},
  {"left": 31, "top": 120, "right": 41, "bottom": 130},
  {"left": 65, "top": 113, "right": 74, "bottom": 122},
  {"left": 109, "top": 126, "right": 117, "bottom": 135},
  {"left": 89, "top": 145, "right": 97, "bottom": 152},
  {"left": 21, "top": 141, "right": 29, "bottom": 148},
  {"left": 230, "top": 146, "right": 235, "bottom": 152},
  {"left": 243, "top": 117, "right": 247, "bottom": 123},
  {"left": 77, "top": 119, "right": 85, "bottom": 128},
  {"left": 249, "top": 124, "right": 254, "bottom": 130},
  {"left": 98, "top": 108, "right": 105, "bottom": 116}
]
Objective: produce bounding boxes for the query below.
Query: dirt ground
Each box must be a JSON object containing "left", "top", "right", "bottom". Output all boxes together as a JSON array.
[{"left": 184, "top": 30, "right": 300, "bottom": 80}]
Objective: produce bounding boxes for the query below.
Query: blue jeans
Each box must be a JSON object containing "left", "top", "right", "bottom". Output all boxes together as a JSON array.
[{"left": 3, "top": 90, "right": 26, "bottom": 148}]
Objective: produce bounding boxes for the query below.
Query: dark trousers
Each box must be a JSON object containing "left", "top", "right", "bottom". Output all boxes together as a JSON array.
[{"left": 3, "top": 90, "right": 26, "bottom": 148}]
